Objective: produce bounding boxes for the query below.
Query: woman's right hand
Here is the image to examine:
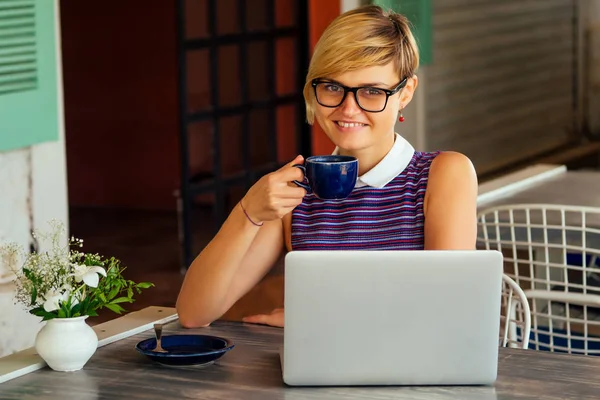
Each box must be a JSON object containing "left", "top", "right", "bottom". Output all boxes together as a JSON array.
[{"left": 241, "top": 155, "right": 307, "bottom": 224}]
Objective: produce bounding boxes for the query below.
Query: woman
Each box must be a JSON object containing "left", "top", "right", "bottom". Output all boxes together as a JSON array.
[{"left": 176, "top": 5, "right": 478, "bottom": 328}]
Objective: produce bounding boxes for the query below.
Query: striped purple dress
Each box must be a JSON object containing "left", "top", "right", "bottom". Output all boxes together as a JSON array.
[{"left": 291, "top": 151, "right": 440, "bottom": 250}]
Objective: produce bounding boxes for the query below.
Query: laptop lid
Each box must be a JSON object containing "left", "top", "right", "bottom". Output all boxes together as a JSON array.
[{"left": 282, "top": 250, "right": 503, "bottom": 386}]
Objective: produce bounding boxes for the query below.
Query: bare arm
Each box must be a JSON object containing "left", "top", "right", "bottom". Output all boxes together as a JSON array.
[
  {"left": 239, "top": 212, "right": 293, "bottom": 328},
  {"left": 176, "top": 157, "right": 306, "bottom": 328},
  {"left": 423, "top": 151, "right": 478, "bottom": 250},
  {"left": 176, "top": 206, "right": 284, "bottom": 328}
]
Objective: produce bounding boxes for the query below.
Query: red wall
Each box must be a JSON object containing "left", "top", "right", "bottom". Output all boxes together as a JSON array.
[{"left": 61, "top": 1, "right": 179, "bottom": 210}]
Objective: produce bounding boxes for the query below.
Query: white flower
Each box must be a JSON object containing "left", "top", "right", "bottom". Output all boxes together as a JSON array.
[
  {"left": 43, "top": 289, "right": 69, "bottom": 312},
  {"left": 42, "top": 287, "right": 79, "bottom": 312},
  {"left": 72, "top": 264, "right": 106, "bottom": 288}
]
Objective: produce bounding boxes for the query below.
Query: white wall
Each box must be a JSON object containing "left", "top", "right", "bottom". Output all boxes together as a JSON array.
[{"left": 0, "top": 0, "right": 68, "bottom": 357}]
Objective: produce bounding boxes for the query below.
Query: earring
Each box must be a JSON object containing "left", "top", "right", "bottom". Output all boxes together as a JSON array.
[{"left": 398, "top": 109, "right": 405, "bottom": 123}]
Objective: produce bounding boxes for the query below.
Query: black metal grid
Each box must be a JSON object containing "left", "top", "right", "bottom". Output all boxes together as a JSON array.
[{"left": 176, "top": 0, "right": 310, "bottom": 269}]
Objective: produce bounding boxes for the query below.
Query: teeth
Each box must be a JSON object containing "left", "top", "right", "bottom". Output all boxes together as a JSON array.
[{"left": 337, "top": 121, "right": 365, "bottom": 128}]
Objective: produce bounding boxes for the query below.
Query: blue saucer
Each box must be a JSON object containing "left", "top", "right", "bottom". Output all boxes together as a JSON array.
[{"left": 135, "top": 334, "right": 235, "bottom": 367}]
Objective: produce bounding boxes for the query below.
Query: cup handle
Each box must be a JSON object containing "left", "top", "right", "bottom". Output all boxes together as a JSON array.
[{"left": 292, "top": 164, "right": 311, "bottom": 192}]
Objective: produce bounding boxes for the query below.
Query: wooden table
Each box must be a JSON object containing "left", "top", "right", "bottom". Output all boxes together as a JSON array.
[{"left": 2, "top": 318, "right": 600, "bottom": 399}]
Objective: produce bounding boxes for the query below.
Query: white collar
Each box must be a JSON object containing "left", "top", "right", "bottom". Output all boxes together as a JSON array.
[{"left": 332, "top": 133, "right": 415, "bottom": 188}]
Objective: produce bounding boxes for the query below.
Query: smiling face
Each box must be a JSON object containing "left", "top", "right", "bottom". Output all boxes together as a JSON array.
[
  {"left": 302, "top": 5, "right": 420, "bottom": 166},
  {"left": 313, "top": 62, "right": 417, "bottom": 156}
]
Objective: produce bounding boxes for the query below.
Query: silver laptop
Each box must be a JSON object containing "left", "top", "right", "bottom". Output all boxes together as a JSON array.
[{"left": 282, "top": 250, "right": 503, "bottom": 386}]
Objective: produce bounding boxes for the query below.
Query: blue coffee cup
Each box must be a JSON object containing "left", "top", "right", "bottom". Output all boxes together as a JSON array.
[{"left": 292, "top": 155, "right": 358, "bottom": 199}]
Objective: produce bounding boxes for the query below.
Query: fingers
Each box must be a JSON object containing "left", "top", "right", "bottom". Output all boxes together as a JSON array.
[
  {"left": 278, "top": 164, "right": 306, "bottom": 183},
  {"left": 275, "top": 155, "right": 304, "bottom": 173},
  {"left": 282, "top": 154, "right": 304, "bottom": 168},
  {"left": 280, "top": 186, "right": 307, "bottom": 199},
  {"left": 277, "top": 155, "right": 305, "bottom": 179},
  {"left": 242, "top": 308, "right": 285, "bottom": 327},
  {"left": 244, "top": 155, "right": 306, "bottom": 222},
  {"left": 242, "top": 314, "right": 269, "bottom": 325}
]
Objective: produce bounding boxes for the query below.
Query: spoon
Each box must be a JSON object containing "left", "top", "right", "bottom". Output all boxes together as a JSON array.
[{"left": 152, "top": 323, "right": 168, "bottom": 353}]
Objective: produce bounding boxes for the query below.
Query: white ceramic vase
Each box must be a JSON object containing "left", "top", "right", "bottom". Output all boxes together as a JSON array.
[{"left": 35, "top": 315, "right": 98, "bottom": 372}]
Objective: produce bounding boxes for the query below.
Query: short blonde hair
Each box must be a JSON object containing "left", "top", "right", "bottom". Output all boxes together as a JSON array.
[{"left": 303, "top": 5, "right": 420, "bottom": 124}]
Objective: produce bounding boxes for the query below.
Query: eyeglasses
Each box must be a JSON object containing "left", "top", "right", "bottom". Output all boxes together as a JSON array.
[{"left": 311, "top": 77, "right": 408, "bottom": 113}]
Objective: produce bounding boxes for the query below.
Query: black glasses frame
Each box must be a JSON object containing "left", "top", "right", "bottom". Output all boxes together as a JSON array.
[{"left": 311, "top": 77, "right": 408, "bottom": 113}]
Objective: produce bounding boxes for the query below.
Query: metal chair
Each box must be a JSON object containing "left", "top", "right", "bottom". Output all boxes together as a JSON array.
[
  {"left": 478, "top": 204, "right": 600, "bottom": 355},
  {"left": 500, "top": 274, "right": 531, "bottom": 349}
]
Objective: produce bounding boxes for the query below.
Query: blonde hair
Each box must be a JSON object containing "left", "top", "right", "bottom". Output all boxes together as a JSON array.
[{"left": 303, "top": 5, "right": 420, "bottom": 124}]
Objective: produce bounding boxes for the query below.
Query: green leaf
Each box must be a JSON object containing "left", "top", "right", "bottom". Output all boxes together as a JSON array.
[
  {"left": 78, "top": 297, "right": 88, "bottom": 308},
  {"left": 127, "top": 287, "right": 133, "bottom": 298},
  {"left": 31, "top": 308, "right": 58, "bottom": 320},
  {"left": 107, "top": 286, "right": 119, "bottom": 300},
  {"left": 22, "top": 268, "right": 32, "bottom": 280},
  {"left": 57, "top": 308, "right": 66, "bottom": 318},
  {"left": 136, "top": 282, "right": 153, "bottom": 289},
  {"left": 60, "top": 298, "right": 73, "bottom": 317},
  {"left": 104, "top": 303, "right": 126, "bottom": 314},
  {"left": 29, "top": 307, "right": 44, "bottom": 315},
  {"left": 30, "top": 286, "right": 37, "bottom": 307},
  {"left": 71, "top": 302, "right": 81, "bottom": 315},
  {"left": 110, "top": 296, "right": 133, "bottom": 304}
]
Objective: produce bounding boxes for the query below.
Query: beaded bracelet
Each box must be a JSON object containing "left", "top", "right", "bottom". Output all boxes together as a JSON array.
[{"left": 239, "top": 200, "right": 263, "bottom": 227}]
